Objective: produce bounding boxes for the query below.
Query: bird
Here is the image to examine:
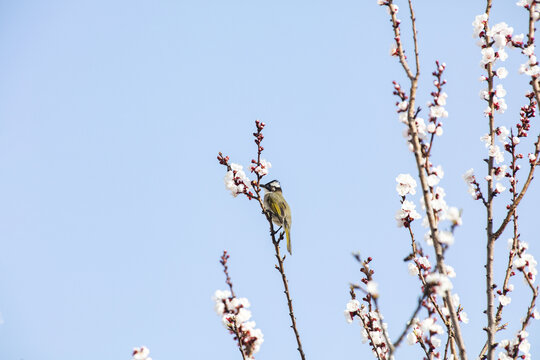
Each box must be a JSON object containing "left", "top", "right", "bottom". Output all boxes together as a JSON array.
[{"left": 261, "top": 180, "right": 292, "bottom": 254}]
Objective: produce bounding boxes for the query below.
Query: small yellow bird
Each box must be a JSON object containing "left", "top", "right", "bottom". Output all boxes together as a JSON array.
[{"left": 261, "top": 180, "right": 292, "bottom": 254}]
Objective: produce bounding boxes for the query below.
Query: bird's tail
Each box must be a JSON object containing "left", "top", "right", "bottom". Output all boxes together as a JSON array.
[{"left": 285, "top": 226, "right": 292, "bottom": 255}]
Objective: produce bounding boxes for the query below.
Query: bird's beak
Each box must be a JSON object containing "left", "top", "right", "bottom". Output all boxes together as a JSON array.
[{"left": 260, "top": 183, "right": 269, "bottom": 190}]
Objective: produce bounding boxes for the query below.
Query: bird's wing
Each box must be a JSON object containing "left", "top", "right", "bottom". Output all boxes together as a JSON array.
[{"left": 267, "top": 194, "right": 283, "bottom": 218}]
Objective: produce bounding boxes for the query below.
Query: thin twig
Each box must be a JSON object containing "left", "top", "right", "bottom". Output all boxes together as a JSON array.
[{"left": 269, "top": 229, "right": 306, "bottom": 360}]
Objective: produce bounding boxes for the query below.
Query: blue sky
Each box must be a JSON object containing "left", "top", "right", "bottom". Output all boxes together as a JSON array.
[{"left": 0, "top": 1, "right": 539, "bottom": 359}]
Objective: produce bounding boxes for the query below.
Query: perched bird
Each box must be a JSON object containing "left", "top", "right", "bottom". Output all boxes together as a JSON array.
[{"left": 261, "top": 180, "right": 292, "bottom": 254}]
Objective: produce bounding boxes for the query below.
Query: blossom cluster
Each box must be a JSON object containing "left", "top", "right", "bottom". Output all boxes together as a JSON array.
[
  {"left": 132, "top": 346, "right": 152, "bottom": 360},
  {"left": 395, "top": 174, "right": 421, "bottom": 228},
  {"left": 426, "top": 61, "right": 448, "bottom": 137},
  {"left": 345, "top": 299, "right": 391, "bottom": 360},
  {"left": 345, "top": 256, "right": 392, "bottom": 360},
  {"left": 219, "top": 121, "right": 273, "bottom": 199},
  {"left": 223, "top": 162, "right": 253, "bottom": 198},
  {"left": 406, "top": 317, "right": 444, "bottom": 349},
  {"left": 463, "top": 168, "right": 483, "bottom": 200},
  {"left": 472, "top": 14, "right": 521, "bottom": 117},
  {"left": 511, "top": 239, "right": 538, "bottom": 284},
  {"left": 214, "top": 290, "right": 264, "bottom": 359},
  {"left": 497, "top": 330, "right": 532, "bottom": 360},
  {"left": 249, "top": 159, "right": 271, "bottom": 177},
  {"left": 394, "top": 64, "right": 449, "bottom": 154},
  {"left": 403, "top": 243, "right": 468, "bottom": 359}
]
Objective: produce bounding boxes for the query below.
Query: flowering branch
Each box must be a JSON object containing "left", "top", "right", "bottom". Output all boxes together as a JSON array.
[
  {"left": 346, "top": 255, "right": 392, "bottom": 360},
  {"left": 214, "top": 251, "right": 264, "bottom": 360},
  {"left": 380, "top": 0, "right": 468, "bottom": 358},
  {"left": 470, "top": 1, "right": 540, "bottom": 358},
  {"left": 218, "top": 121, "right": 306, "bottom": 360}
]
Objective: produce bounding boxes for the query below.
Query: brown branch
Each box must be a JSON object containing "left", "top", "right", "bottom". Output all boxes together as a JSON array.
[
  {"left": 388, "top": 0, "right": 415, "bottom": 80},
  {"left": 479, "top": 2, "right": 497, "bottom": 359},
  {"left": 395, "top": 0, "right": 467, "bottom": 356},
  {"left": 408, "top": 0, "right": 420, "bottom": 77},
  {"left": 220, "top": 251, "right": 236, "bottom": 298},
  {"left": 270, "top": 229, "right": 306, "bottom": 360}
]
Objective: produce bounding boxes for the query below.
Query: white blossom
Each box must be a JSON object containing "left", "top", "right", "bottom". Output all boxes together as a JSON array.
[
  {"left": 499, "top": 48, "right": 509, "bottom": 61},
  {"left": 250, "top": 159, "right": 272, "bottom": 176},
  {"left": 367, "top": 281, "right": 379, "bottom": 296},
  {"left": 519, "top": 339, "right": 531, "bottom": 354},
  {"left": 524, "top": 44, "right": 535, "bottom": 56},
  {"left": 417, "top": 256, "right": 431, "bottom": 269},
  {"left": 495, "top": 84, "right": 507, "bottom": 98},
  {"left": 496, "top": 67, "right": 509, "bottom": 78},
  {"left": 479, "top": 88, "right": 490, "bottom": 100},
  {"left": 431, "top": 336, "right": 442, "bottom": 348},
  {"left": 495, "top": 182, "right": 506, "bottom": 193},
  {"left": 439, "top": 231, "right": 455, "bottom": 245},
  {"left": 495, "top": 165, "right": 508, "bottom": 180},
  {"left": 489, "top": 145, "right": 505, "bottom": 164},
  {"left": 430, "top": 105, "right": 448, "bottom": 118},
  {"left": 498, "top": 126, "right": 510, "bottom": 142},
  {"left": 408, "top": 262, "right": 419, "bottom": 276},
  {"left": 480, "top": 134, "right": 492, "bottom": 147},
  {"left": 396, "top": 200, "right": 421, "bottom": 227},
  {"left": 224, "top": 163, "right": 251, "bottom": 197},
  {"left": 132, "top": 346, "right": 152, "bottom": 360},
  {"left": 445, "top": 207, "right": 462, "bottom": 226},
  {"left": 396, "top": 174, "right": 417, "bottom": 196},
  {"left": 406, "top": 330, "right": 418, "bottom": 345},
  {"left": 472, "top": 14, "right": 488, "bottom": 38},
  {"left": 495, "top": 97, "right": 507, "bottom": 113},
  {"left": 460, "top": 311, "right": 469, "bottom": 324},
  {"left": 463, "top": 169, "right": 475, "bottom": 184},
  {"left": 437, "top": 92, "right": 448, "bottom": 105},
  {"left": 346, "top": 299, "right": 360, "bottom": 312},
  {"left": 481, "top": 47, "right": 496, "bottom": 65},
  {"left": 499, "top": 295, "right": 511, "bottom": 306},
  {"left": 488, "top": 22, "right": 514, "bottom": 49},
  {"left": 214, "top": 289, "right": 264, "bottom": 357},
  {"left": 398, "top": 101, "right": 408, "bottom": 110},
  {"left": 426, "top": 273, "right": 453, "bottom": 296},
  {"left": 427, "top": 174, "right": 440, "bottom": 187},
  {"left": 444, "top": 264, "right": 456, "bottom": 278},
  {"left": 512, "top": 33, "right": 525, "bottom": 44}
]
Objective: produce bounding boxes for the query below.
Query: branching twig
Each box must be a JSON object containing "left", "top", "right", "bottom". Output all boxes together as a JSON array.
[{"left": 385, "top": 0, "right": 468, "bottom": 358}]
